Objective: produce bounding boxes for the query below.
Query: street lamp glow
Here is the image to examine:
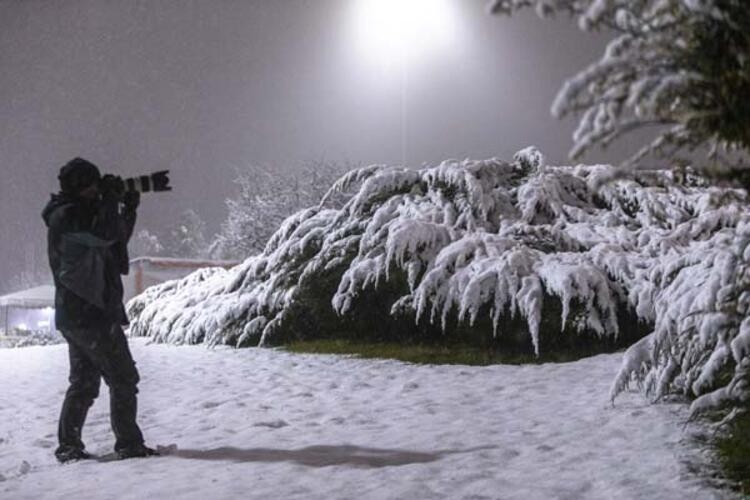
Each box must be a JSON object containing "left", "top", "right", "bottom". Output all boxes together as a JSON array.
[{"left": 352, "top": 0, "right": 456, "bottom": 65}]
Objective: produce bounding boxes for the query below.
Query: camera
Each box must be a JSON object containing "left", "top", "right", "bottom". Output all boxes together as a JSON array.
[
  {"left": 124, "top": 171, "right": 172, "bottom": 193},
  {"left": 101, "top": 171, "right": 172, "bottom": 198}
]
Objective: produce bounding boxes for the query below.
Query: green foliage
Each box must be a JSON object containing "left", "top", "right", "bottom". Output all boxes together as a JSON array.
[
  {"left": 284, "top": 338, "right": 613, "bottom": 366},
  {"left": 713, "top": 406, "right": 750, "bottom": 496},
  {"left": 683, "top": 2, "right": 750, "bottom": 185},
  {"left": 690, "top": 4, "right": 750, "bottom": 143},
  {"left": 284, "top": 339, "right": 520, "bottom": 365},
  {"left": 262, "top": 265, "right": 649, "bottom": 361}
]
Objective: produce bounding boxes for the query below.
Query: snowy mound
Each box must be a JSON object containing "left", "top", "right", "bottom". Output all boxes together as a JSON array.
[{"left": 128, "top": 148, "right": 749, "bottom": 410}]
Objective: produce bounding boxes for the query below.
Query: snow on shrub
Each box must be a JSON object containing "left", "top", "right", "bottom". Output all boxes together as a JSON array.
[
  {"left": 0, "top": 329, "right": 64, "bottom": 348},
  {"left": 128, "top": 148, "right": 749, "bottom": 410},
  {"left": 610, "top": 220, "right": 750, "bottom": 415}
]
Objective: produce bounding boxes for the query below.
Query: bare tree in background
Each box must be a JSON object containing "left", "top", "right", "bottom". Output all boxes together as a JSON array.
[
  {"left": 210, "top": 160, "right": 354, "bottom": 260},
  {"left": 129, "top": 229, "right": 165, "bottom": 258},
  {"left": 166, "top": 209, "right": 210, "bottom": 259},
  {"left": 130, "top": 212, "right": 210, "bottom": 260}
]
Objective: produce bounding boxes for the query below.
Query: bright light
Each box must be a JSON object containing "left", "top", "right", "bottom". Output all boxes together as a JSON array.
[
  {"left": 351, "top": 0, "right": 457, "bottom": 66},
  {"left": 43, "top": 307, "right": 54, "bottom": 315},
  {"left": 16, "top": 323, "right": 28, "bottom": 331},
  {"left": 37, "top": 320, "right": 50, "bottom": 328}
]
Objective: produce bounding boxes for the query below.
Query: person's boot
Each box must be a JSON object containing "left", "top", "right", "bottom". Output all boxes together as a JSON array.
[
  {"left": 116, "top": 444, "right": 160, "bottom": 460},
  {"left": 55, "top": 446, "right": 94, "bottom": 464}
]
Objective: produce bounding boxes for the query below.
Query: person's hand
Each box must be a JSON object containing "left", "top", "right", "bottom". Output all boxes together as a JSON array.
[
  {"left": 123, "top": 190, "right": 140, "bottom": 210},
  {"left": 100, "top": 174, "right": 125, "bottom": 201}
]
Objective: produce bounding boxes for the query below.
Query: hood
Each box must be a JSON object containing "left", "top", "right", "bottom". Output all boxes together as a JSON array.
[
  {"left": 58, "top": 158, "right": 101, "bottom": 194},
  {"left": 41, "top": 192, "right": 76, "bottom": 227}
]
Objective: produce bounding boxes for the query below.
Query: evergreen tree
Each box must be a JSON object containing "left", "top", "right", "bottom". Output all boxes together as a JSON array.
[
  {"left": 490, "top": 0, "right": 750, "bottom": 187},
  {"left": 490, "top": 1, "right": 750, "bottom": 419}
]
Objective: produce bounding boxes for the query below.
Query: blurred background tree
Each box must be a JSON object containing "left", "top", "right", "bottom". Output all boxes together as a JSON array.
[{"left": 210, "top": 160, "right": 354, "bottom": 260}]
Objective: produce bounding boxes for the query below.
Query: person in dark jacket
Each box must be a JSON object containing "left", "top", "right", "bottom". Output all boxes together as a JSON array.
[{"left": 42, "top": 158, "right": 157, "bottom": 462}]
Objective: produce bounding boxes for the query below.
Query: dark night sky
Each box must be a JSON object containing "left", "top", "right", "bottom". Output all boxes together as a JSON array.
[{"left": 0, "top": 0, "right": 635, "bottom": 292}]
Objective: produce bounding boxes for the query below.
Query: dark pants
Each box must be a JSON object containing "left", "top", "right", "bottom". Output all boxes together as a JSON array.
[{"left": 57, "top": 323, "right": 144, "bottom": 453}]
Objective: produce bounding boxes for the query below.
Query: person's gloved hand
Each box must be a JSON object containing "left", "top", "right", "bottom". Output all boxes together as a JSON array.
[
  {"left": 100, "top": 174, "right": 126, "bottom": 201},
  {"left": 123, "top": 190, "right": 140, "bottom": 210}
]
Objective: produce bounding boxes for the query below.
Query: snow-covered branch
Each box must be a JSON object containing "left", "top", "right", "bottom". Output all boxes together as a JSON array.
[{"left": 489, "top": 0, "right": 750, "bottom": 185}]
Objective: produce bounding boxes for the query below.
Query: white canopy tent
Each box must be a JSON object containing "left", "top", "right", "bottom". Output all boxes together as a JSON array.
[{"left": 0, "top": 285, "right": 56, "bottom": 334}]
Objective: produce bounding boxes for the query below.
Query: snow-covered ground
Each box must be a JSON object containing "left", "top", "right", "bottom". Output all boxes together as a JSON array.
[{"left": 0, "top": 339, "right": 728, "bottom": 499}]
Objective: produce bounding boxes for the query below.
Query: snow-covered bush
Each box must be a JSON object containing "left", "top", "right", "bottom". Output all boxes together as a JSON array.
[
  {"left": 129, "top": 148, "right": 749, "bottom": 410},
  {"left": 489, "top": 0, "right": 750, "bottom": 186},
  {"left": 610, "top": 221, "right": 750, "bottom": 415},
  {"left": 483, "top": 1, "right": 750, "bottom": 415}
]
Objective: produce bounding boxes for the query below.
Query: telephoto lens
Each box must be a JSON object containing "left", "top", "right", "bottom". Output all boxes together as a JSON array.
[{"left": 124, "top": 171, "right": 171, "bottom": 193}]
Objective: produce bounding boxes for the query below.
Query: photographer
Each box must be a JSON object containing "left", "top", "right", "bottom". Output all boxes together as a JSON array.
[{"left": 41, "top": 157, "right": 157, "bottom": 462}]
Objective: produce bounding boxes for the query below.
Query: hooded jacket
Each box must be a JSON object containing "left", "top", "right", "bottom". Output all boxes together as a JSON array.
[{"left": 42, "top": 192, "right": 137, "bottom": 329}]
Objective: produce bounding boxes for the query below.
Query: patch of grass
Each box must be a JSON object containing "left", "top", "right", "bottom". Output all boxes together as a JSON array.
[
  {"left": 713, "top": 407, "right": 750, "bottom": 496},
  {"left": 283, "top": 339, "right": 608, "bottom": 366}
]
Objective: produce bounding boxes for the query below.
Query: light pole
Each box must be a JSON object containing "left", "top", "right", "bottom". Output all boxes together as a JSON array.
[
  {"left": 350, "top": 0, "right": 457, "bottom": 166},
  {"left": 401, "top": 50, "right": 409, "bottom": 166}
]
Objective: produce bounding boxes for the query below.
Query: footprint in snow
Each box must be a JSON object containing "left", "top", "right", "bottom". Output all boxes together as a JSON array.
[
  {"left": 253, "top": 419, "right": 289, "bottom": 429},
  {"left": 202, "top": 401, "right": 222, "bottom": 409},
  {"left": 33, "top": 439, "right": 54, "bottom": 449},
  {"left": 19, "top": 461, "right": 31, "bottom": 475}
]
